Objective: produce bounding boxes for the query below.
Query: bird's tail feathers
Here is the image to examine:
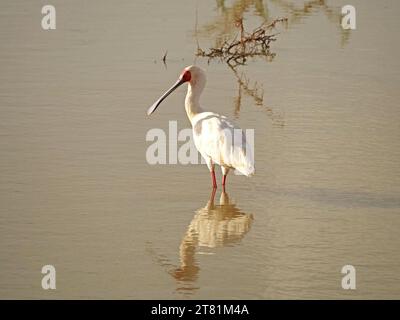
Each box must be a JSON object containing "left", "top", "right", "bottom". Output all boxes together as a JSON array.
[{"left": 234, "top": 165, "right": 255, "bottom": 177}]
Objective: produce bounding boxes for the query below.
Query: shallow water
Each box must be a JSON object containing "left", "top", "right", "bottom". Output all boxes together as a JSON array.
[{"left": 0, "top": 0, "right": 399, "bottom": 299}]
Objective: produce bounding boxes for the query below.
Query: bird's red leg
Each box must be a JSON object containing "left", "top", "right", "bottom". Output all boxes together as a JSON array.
[
  {"left": 222, "top": 174, "right": 227, "bottom": 187},
  {"left": 210, "top": 187, "right": 216, "bottom": 204},
  {"left": 211, "top": 170, "right": 217, "bottom": 189}
]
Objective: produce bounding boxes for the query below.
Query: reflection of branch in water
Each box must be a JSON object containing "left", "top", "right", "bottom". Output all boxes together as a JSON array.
[
  {"left": 229, "top": 65, "right": 285, "bottom": 126},
  {"left": 146, "top": 189, "right": 253, "bottom": 296},
  {"left": 201, "top": 0, "right": 270, "bottom": 46},
  {"left": 195, "top": 15, "right": 286, "bottom": 124},
  {"left": 233, "top": 81, "right": 242, "bottom": 118},
  {"left": 230, "top": 65, "right": 264, "bottom": 108},
  {"left": 216, "top": 0, "right": 269, "bottom": 20},
  {"left": 200, "top": 0, "right": 351, "bottom": 50},
  {"left": 270, "top": 0, "right": 352, "bottom": 47},
  {"left": 194, "top": 0, "right": 351, "bottom": 122}
]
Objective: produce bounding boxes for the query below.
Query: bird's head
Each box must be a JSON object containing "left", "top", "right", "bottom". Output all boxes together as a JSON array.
[
  {"left": 147, "top": 65, "right": 206, "bottom": 116},
  {"left": 181, "top": 65, "right": 206, "bottom": 87}
]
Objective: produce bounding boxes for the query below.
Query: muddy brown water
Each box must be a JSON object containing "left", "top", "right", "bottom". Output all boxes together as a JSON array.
[{"left": 0, "top": 0, "right": 399, "bottom": 298}]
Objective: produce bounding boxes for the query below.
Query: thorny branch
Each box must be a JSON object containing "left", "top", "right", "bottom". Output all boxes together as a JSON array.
[
  {"left": 196, "top": 17, "right": 287, "bottom": 68},
  {"left": 196, "top": 17, "right": 286, "bottom": 125}
]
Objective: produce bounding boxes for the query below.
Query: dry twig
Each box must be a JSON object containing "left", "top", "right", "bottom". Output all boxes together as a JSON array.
[{"left": 196, "top": 17, "right": 287, "bottom": 68}]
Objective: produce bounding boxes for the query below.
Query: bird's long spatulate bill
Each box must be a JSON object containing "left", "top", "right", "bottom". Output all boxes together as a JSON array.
[{"left": 147, "top": 78, "right": 184, "bottom": 116}]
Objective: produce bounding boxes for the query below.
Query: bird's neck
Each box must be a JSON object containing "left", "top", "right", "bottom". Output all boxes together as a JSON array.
[{"left": 185, "top": 83, "right": 204, "bottom": 123}]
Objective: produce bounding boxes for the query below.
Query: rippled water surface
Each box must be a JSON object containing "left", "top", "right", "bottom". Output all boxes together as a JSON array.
[{"left": 1, "top": 0, "right": 400, "bottom": 299}]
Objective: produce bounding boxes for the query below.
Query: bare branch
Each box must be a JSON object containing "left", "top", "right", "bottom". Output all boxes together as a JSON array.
[{"left": 196, "top": 18, "right": 287, "bottom": 68}]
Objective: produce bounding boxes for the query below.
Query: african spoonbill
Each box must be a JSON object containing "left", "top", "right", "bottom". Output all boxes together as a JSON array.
[{"left": 147, "top": 66, "right": 255, "bottom": 188}]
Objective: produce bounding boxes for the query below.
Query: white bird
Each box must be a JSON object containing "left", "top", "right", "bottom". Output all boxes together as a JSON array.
[{"left": 147, "top": 65, "right": 255, "bottom": 188}]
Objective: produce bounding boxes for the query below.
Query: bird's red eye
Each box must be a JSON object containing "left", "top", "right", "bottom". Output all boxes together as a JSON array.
[{"left": 181, "top": 70, "right": 191, "bottom": 82}]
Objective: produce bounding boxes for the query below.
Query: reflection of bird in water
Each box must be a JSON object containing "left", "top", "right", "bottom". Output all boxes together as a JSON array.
[{"left": 172, "top": 189, "right": 253, "bottom": 293}]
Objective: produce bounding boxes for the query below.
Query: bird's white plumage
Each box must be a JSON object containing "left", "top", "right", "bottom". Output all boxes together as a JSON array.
[
  {"left": 148, "top": 65, "right": 255, "bottom": 187},
  {"left": 183, "top": 65, "right": 255, "bottom": 180},
  {"left": 191, "top": 111, "right": 255, "bottom": 176}
]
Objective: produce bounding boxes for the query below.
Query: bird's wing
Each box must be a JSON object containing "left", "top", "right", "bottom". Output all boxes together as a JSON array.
[{"left": 192, "top": 112, "right": 255, "bottom": 176}]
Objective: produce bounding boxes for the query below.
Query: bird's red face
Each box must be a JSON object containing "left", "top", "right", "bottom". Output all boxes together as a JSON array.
[
  {"left": 147, "top": 68, "right": 192, "bottom": 116},
  {"left": 180, "top": 69, "right": 191, "bottom": 83}
]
